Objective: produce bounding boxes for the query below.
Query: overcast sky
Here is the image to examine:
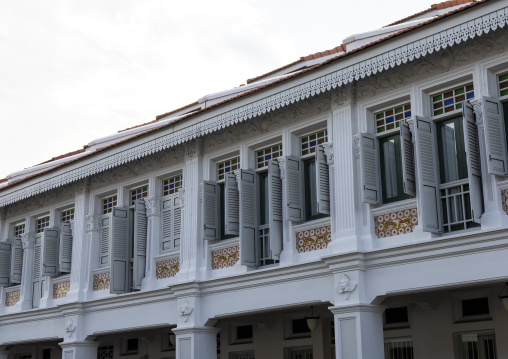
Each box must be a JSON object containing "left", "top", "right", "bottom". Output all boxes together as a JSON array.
[{"left": 0, "top": 0, "right": 439, "bottom": 179}]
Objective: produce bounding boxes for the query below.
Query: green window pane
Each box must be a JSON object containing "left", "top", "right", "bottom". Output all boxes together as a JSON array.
[
  {"left": 499, "top": 73, "right": 508, "bottom": 81},
  {"left": 376, "top": 112, "right": 384, "bottom": 119},
  {"left": 454, "top": 88, "right": 465, "bottom": 95},
  {"left": 434, "top": 109, "right": 444, "bottom": 116},
  {"left": 377, "top": 127, "right": 385, "bottom": 133},
  {"left": 501, "top": 89, "right": 508, "bottom": 96},
  {"left": 395, "top": 107, "right": 403, "bottom": 114},
  {"left": 456, "top": 103, "right": 463, "bottom": 109},
  {"left": 433, "top": 95, "right": 442, "bottom": 102}
]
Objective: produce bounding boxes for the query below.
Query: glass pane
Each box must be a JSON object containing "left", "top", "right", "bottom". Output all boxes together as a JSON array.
[
  {"left": 382, "top": 138, "right": 399, "bottom": 200},
  {"left": 438, "top": 119, "right": 460, "bottom": 183},
  {"left": 305, "top": 159, "right": 318, "bottom": 218},
  {"left": 259, "top": 173, "right": 269, "bottom": 226}
]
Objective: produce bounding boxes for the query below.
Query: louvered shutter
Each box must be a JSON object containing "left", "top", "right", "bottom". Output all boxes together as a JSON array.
[
  {"left": 315, "top": 146, "right": 331, "bottom": 214},
  {"left": 10, "top": 238, "right": 23, "bottom": 284},
  {"left": 203, "top": 181, "right": 219, "bottom": 240},
  {"left": 110, "top": 207, "right": 129, "bottom": 294},
  {"left": 59, "top": 223, "right": 72, "bottom": 273},
  {"left": 415, "top": 116, "right": 443, "bottom": 233},
  {"left": 0, "top": 242, "right": 11, "bottom": 286},
  {"left": 240, "top": 169, "right": 257, "bottom": 267},
  {"left": 32, "top": 235, "right": 42, "bottom": 308},
  {"left": 100, "top": 214, "right": 111, "bottom": 265},
  {"left": 285, "top": 156, "right": 304, "bottom": 221},
  {"left": 400, "top": 122, "right": 416, "bottom": 197},
  {"left": 42, "top": 228, "right": 59, "bottom": 277},
  {"left": 360, "top": 133, "right": 381, "bottom": 204},
  {"left": 173, "top": 195, "right": 183, "bottom": 248},
  {"left": 268, "top": 160, "right": 283, "bottom": 259},
  {"left": 161, "top": 195, "right": 173, "bottom": 251},
  {"left": 133, "top": 200, "right": 147, "bottom": 290},
  {"left": 482, "top": 96, "right": 508, "bottom": 175},
  {"left": 463, "top": 103, "right": 483, "bottom": 223},
  {"left": 224, "top": 174, "right": 240, "bottom": 236}
]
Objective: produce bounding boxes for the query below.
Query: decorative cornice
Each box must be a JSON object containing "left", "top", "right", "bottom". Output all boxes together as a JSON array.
[
  {"left": 144, "top": 197, "right": 162, "bottom": 217},
  {"left": 1, "top": 5, "right": 506, "bottom": 207},
  {"left": 85, "top": 215, "right": 100, "bottom": 233}
]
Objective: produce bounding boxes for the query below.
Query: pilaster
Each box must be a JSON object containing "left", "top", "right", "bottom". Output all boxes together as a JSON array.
[
  {"left": 141, "top": 196, "right": 161, "bottom": 290},
  {"left": 172, "top": 326, "right": 219, "bottom": 359},
  {"left": 19, "top": 232, "right": 35, "bottom": 310},
  {"left": 59, "top": 340, "right": 100, "bottom": 359},
  {"left": 84, "top": 213, "right": 101, "bottom": 300}
]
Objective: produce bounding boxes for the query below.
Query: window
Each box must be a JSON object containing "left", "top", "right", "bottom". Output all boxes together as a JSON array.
[
  {"left": 163, "top": 174, "right": 183, "bottom": 195},
  {"left": 499, "top": 72, "right": 508, "bottom": 97},
  {"left": 6, "top": 223, "right": 25, "bottom": 285},
  {"left": 384, "top": 307, "right": 410, "bottom": 329},
  {"left": 231, "top": 351, "right": 255, "bottom": 359},
  {"left": 218, "top": 157, "right": 240, "bottom": 181},
  {"left": 257, "top": 143, "right": 282, "bottom": 168},
  {"left": 384, "top": 338, "right": 414, "bottom": 359},
  {"left": 130, "top": 185, "right": 148, "bottom": 205},
  {"left": 36, "top": 216, "right": 50, "bottom": 233},
  {"left": 236, "top": 325, "right": 253, "bottom": 341},
  {"left": 161, "top": 174, "right": 183, "bottom": 252},
  {"left": 102, "top": 195, "right": 117, "bottom": 214},
  {"left": 376, "top": 103, "right": 412, "bottom": 133},
  {"left": 61, "top": 208, "right": 74, "bottom": 223},
  {"left": 121, "top": 338, "right": 138, "bottom": 355},
  {"left": 457, "top": 332, "right": 497, "bottom": 359},
  {"left": 432, "top": 83, "right": 474, "bottom": 116},
  {"left": 97, "top": 345, "right": 114, "bottom": 359},
  {"left": 42, "top": 349, "right": 51, "bottom": 359},
  {"left": 286, "top": 346, "right": 313, "bottom": 359}
]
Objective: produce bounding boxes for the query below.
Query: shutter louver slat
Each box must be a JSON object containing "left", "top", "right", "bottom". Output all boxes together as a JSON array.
[
  {"left": 133, "top": 200, "right": 147, "bottom": 290},
  {"left": 173, "top": 197, "right": 182, "bottom": 248},
  {"left": 42, "top": 228, "right": 59, "bottom": 277},
  {"left": 360, "top": 133, "right": 381, "bottom": 204},
  {"left": 240, "top": 169, "right": 257, "bottom": 266},
  {"left": 59, "top": 223, "right": 73, "bottom": 273},
  {"left": 162, "top": 196, "right": 173, "bottom": 251},
  {"left": 224, "top": 174, "right": 240, "bottom": 236},
  {"left": 316, "top": 146, "right": 331, "bottom": 214},
  {"left": 400, "top": 122, "right": 416, "bottom": 197},
  {"left": 33, "top": 236, "right": 42, "bottom": 308},
  {"left": 482, "top": 96, "right": 508, "bottom": 175},
  {"left": 10, "top": 238, "right": 23, "bottom": 284},
  {"left": 100, "top": 215, "right": 110, "bottom": 265},
  {"left": 285, "top": 156, "right": 304, "bottom": 221},
  {"left": 268, "top": 160, "right": 283, "bottom": 259},
  {"left": 110, "top": 207, "right": 129, "bottom": 294},
  {"left": 0, "top": 242, "right": 11, "bottom": 286},
  {"left": 415, "top": 116, "right": 443, "bottom": 233},
  {"left": 463, "top": 103, "right": 483, "bottom": 223},
  {"left": 203, "top": 181, "right": 219, "bottom": 240}
]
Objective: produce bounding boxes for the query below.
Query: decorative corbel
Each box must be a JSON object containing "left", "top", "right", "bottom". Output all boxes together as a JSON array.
[
  {"left": 85, "top": 215, "right": 100, "bottom": 233},
  {"left": 176, "top": 188, "right": 185, "bottom": 208},
  {"left": 69, "top": 220, "right": 75, "bottom": 237},
  {"left": 278, "top": 158, "right": 286, "bottom": 180},
  {"left": 20, "top": 233, "right": 35, "bottom": 250},
  {"left": 234, "top": 170, "right": 241, "bottom": 184},
  {"left": 322, "top": 142, "right": 334, "bottom": 165},
  {"left": 406, "top": 117, "right": 416, "bottom": 142},
  {"left": 352, "top": 134, "right": 360, "bottom": 159},
  {"left": 144, "top": 197, "right": 162, "bottom": 217},
  {"left": 470, "top": 98, "right": 483, "bottom": 128}
]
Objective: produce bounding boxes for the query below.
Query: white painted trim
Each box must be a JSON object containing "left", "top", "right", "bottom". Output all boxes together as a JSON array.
[
  {"left": 371, "top": 199, "right": 418, "bottom": 217},
  {"left": 209, "top": 237, "right": 240, "bottom": 252}
]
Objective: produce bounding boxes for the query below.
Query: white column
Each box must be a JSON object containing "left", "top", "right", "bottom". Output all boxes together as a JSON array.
[
  {"left": 19, "top": 232, "right": 34, "bottom": 310},
  {"left": 141, "top": 196, "right": 161, "bottom": 290},
  {"left": 330, "top": 304, "right": 384, "bottom": 359},
  {"left": 60, "top": 341, "right": 99, "bottom": 359},
  {"left": 83, "top": 214, "right": 100, "bottom": 300},
  {"left": 322, "top": 142, "right": 336, "bottom": 235},
  {"left": 173, "top": 326, "right": 219, "bottom": 359}
]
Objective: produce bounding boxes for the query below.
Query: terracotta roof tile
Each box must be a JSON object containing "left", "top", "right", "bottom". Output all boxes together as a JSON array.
[
  {"left": 118, "top": 119, "right": 158, "bottom": 133},
  {"left": 155, "top": 101, "right": 199, "bottom": 121},
  {"left": 36, "top": 149, "right": 86, "bottom": 166},
  {"left": 245, "top": 59, "right": 305, "bottom": 85}
]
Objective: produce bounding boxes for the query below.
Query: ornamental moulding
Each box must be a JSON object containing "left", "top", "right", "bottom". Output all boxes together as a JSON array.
[{"left": 1, "top": 5, "right": 507, "bottom": 207}]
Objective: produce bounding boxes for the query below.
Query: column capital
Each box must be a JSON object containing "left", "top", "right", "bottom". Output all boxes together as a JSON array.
[
  {"left": 322, "top": 142, "right": 334, "bottom": 165},
  {"left": 144, "top": 197, "right": 162, "bottom": 217},
  {"left": 85, "top": 214, "right": 100, "bottom": 233},
  {"left": 328, "top": 303, "right": 385, "bottom": 315},
  {"left": 20, "top": 232, "right": 35, "bottom": 250}
]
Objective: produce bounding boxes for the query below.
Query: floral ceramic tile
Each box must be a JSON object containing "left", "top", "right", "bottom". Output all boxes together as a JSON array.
[
  {"left": 6, "top": 290, "right": 20, "bottom": 307},
  {"left": 53, "top": 280, "right": 70, "bottom": 299},
  {"left": 212, "top": 246, "right": 239, "bottom": 270},
  {"left": 93, "top": 272, "right": 110, "bottom": 291},
  {"left": 296, "top": 226, "right": 332, "bottom": 253},
  {"left": 502, "top": 189, "right": 508, "bottom": 214},
  {"left": 156, "top": 257, "right": 180, "bottom": 279},
  {"left": 375, "top": 208, "right": 418, "bottom": 238}
]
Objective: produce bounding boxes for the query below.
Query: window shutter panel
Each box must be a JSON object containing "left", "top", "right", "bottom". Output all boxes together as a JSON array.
[
  {"left": 10, "top": 238, "right": 23, "bottom": 284},
  {"left": 133, "top": 200, "right": 147, "bottom": 290},
  {"left": 203, "top": 181, "right": 219, "bottom": 240},
  {"left": 59, "top": 223, "right": 73, "bottom": 273},
  {"left": 285, "top": 156, "right": 304, "bottom": 221},
  {"left": 224, "top": 173, "right": 240, "bottom": 236},
  {"left": 360, "top": 133, "right": 381, "bottom": 204},
  {"left": 315, "top": 146, "right": 331, "bottom": 214},
  {"left": 110, "top": 207, "right": 129, "bottom": 294},
  {"left": 42, "top": 228, "right": 59, "bottom": 277},
  {"left": 400, "top": 122, "right": 416, "bottom": 197},
  {"left": 100, "top": 214, "right": 111, "bottom": 265},
  {"left": 173, "top": 195, "right": 183, "bottom": 249},
  {"left": 268, "top": 160, "right": 283, "bottom": 259},
  {"left": 0, "top": 242, "right": 11, "bottom": 286},
  {"left": 463, "top": 103, "right": 483, "bottom": 223},
  {"left": 482, "top": 96, "right": 508, "bottom": 175},
  {"left": 33, "top": 235, "right": 42, "bottom": 308},
  {"left": 240, "top": 169, "right": 257, "bottom": 267},
  {"left": 415, "top": 116, "right": 443, "bottom": 233},
  {"left": 161, "top": 195, "right": 173, "bottom": 251}
]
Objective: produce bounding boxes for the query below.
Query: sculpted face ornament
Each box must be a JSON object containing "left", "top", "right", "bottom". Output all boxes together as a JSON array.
[
  {"left": 65, "top": 318, "right": 76, "bottom": 337},
  {"left": 178, "top": 302, "right": 193, "bottom": 322},
  {"left": 337, "top": 273, "right": 357, "bottom": 300}
]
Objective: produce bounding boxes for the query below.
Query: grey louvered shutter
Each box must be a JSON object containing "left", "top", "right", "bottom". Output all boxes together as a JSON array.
[
  {"left": 360, "top": 133, "right": 381, "bottom": 204},
  {"left": 10, "top": 238, "right": 23, "bottom": 284},
  {"left": 315, "top": 146, "right": 330, "bottom": 214},
  {"left": 0, "top": 242, "right": 11, "bottom": 286},
  {"left": 133, "top": 200, "right": 147, "bottom": 290},
  {"left": 161, "top": 195, "right": 173, "bottom": 251},
  {"left": 42, "top": 228, "right": 59, "bottom": 277},
  {"left": 415, "top": 116, "right": 443, "bottom": 233},
  {"left": 400, "top": 122, "right": 416, "bottom": 197},
  {"left": 463, "top": 103, "right": 483, "bottom": 223},
  {"left": 173, "top": 195, "right": 183, "bottom": 248},
  {"left": 110, "top": 207, "right": 129, "bottom": 294},
  {"left": 285, "top": 156, "right": 304, "bottom": 222},
  {"left": 224, "top": 174, "right": 240, "bottom": 236},
  {"left": 203, "top": 181, "right": 219, "bottom": 240},
  {"left": 240, "top": 169, "right": 257, "bottom": 267},
  {"left": 268, "top": 160, "right": 283, "bottom": 259},
  {"left": 482, "top": 96, "right": 508, "bottom": 175},
  {"left": 59, "top": 223, "right": 72, "bottom": 273},
  {"left": 100, "top": 214, "right": 111, "bottom": 265},
  {"left": 33, "top": 235, "right": 42, "bottom": 308}
]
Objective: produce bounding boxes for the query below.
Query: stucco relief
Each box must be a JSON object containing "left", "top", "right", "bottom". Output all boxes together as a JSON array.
[
  {"left": 86, "top": 215, "right": 100, "bottom": 233},
  {"left": 5, "top": 183, "right": 74, "bottom": 217},
  {"left": 144, "top": 197, "right": 161, "bottom": 217}
]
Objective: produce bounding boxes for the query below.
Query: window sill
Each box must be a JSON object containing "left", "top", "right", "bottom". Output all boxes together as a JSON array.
[
  {"left": 52, "top": 274, "right": 71, "bottom": 284},
  {"left": 209, "top": 237, "right": 239, "bottom": 251},
  {"left": 154, "top": 251, "right": 180, "bottom": 262},
  {"left": 92, "top": 267, "right": 110, "bottom": 276},
  {"left": 293, "top": 217, "right": 330, "bottom": 233},
  {"left": 371, "top": 198, "right": 417, "bottom": 217}
]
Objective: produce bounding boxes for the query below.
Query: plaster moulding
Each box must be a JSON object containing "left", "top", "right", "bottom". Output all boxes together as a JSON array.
[
  {"left": 337, "top": 273, "right": 357, "bottom": 300},
  {"left": 1, "top": 5, "right": 507, "bottom": 207},
  {"left": 144, "top": 197, "right": 162, "bottom": 217},
  {"left": 85, "top": 215, "right": 101, "bottom": 233}
]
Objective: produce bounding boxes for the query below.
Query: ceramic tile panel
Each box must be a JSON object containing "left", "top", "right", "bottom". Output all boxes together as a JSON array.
[
  {"left": 53, "top": 280, "right": 70, "bottom": 299},
  {"left": 296, "top": 225, "right": 332, "bottom": 253},
  {"left": 502, "top": 189, "right": 508, "bottom": 214},
  {"left": 212, "top": 246, "right": 239, "bottom": 270},
  {"left": 93, "top": 272, "right": 110, "bottom": 291},
  {"left": 6, "top": 290, "right": 20, "bottom": 307},
  {"left": 375, "top": 208, "right": 418, "bottom": 238},
  {"left": 156, "top": 257, "right": 180, "bottom": 279}
]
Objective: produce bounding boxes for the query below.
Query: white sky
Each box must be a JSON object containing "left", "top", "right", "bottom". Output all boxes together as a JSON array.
[{"left": 0, "top": 0, "right": 439, "bottom": 179}]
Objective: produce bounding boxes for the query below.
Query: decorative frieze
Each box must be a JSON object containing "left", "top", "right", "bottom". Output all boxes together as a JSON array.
[
  {"left": 375, "top": 208, "right": 418, "bottom": 238},
  {"left": 156, "top": 257, "right": 180, "bottom": 279},
  {"left": 53, "top": 280, "right": 71, "bottom": 299},
  {"left": 212, "top": 246, "right": 239, "bottom": 270},
  {"left": 93, "top": 272, "right": 110, "bottom": 291},
  {"left": 296, "top": 225, "right": 332, "bottom": 253},
  {"left": 5, "top": 290, "right": 20, "bottom": 307}
]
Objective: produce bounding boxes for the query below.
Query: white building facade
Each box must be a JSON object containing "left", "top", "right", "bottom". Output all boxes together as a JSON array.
[{"left": 1, "top": 1, "right": 508, "bottom": 358}]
